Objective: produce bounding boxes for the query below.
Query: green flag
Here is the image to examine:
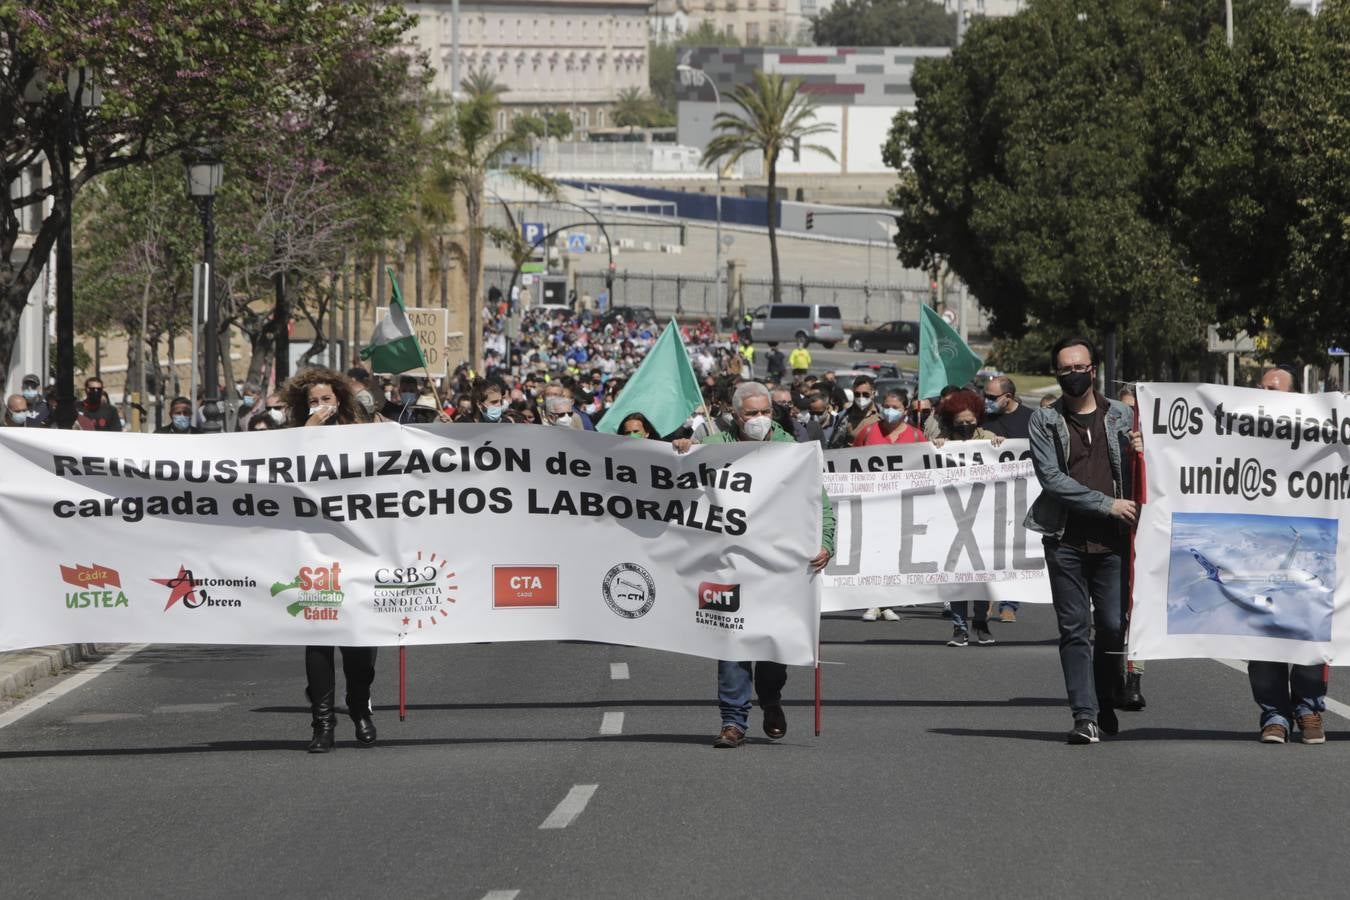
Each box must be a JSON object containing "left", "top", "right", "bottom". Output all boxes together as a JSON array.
[
  {"left": 918, "top": 304, "right": 984, "bottom": 400},
  {"left": 598, "top": 320, "right": 702, "bottom": 437},
  {"left": 361, "top": 267, "right": 427, "bottom": 375}
]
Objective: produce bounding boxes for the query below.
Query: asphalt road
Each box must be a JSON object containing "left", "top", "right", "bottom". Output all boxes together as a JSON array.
[{"left": 3, "top": 606, "right": 1348, "bottom": 899}]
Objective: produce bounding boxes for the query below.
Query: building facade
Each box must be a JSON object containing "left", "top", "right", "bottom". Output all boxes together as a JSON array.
[
  {"left": 649, "top": 0, "right": 818, "bottom": 46},
  {"left": 676, "top": 46, "right": 950, "bottom": 175},
  {"left": 403, "top": 0, "right": 652, "bottom": 135}
]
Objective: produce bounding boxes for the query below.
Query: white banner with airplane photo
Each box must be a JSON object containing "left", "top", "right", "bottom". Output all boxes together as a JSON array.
[
  {"left": 0, "top": 425, "right": 823, "bottom": 665},
  {"left": 1132, "top": 383, "right": 1350, "bottom": 664},
  {"left": 820, "top": 440, "right": 1050, "bottom": 612}
]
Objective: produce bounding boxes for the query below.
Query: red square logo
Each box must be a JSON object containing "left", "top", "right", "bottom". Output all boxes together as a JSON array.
[{"left": 493, "top": 566, "right": 559, "bottom": 608}]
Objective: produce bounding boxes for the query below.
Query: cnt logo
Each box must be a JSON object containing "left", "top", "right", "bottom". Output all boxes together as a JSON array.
[
  {"left": 695, "top": 581, "right": 744, "bottom": 631},
  {"left": 60, "top": 563, "right": 130, "bottom": 609},
  {"left": 271, "top": 563, "right": 344, "bottom": 620}
]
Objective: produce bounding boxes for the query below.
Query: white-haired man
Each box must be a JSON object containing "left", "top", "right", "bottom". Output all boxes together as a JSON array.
[{"left": 676, "top": 381, "right": 836, "bottom": 748}]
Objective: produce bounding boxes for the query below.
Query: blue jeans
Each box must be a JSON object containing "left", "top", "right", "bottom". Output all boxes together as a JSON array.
[
  {"left": 717, "top": 660, "right": 786, "bottom": 730},
  {"left": 998, "top": 601, "right": 1021, "bottom": 613},
  {"left": 950, "top": 601, "right": 988, "bottom": 632},
  {"left": 1043, "top": 540, "right": 1127, "bottom": 722},
  {"left": 1247, "top": 661, "right": 1327, "bottom": 730}
]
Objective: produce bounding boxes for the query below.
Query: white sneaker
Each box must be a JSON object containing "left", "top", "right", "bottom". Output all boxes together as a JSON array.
[
  {"left": 861, "top": 607, "right": 880, "bottom": 622},
  {"left": 880, "top": 608, "right": 901, "bottom": 621}
]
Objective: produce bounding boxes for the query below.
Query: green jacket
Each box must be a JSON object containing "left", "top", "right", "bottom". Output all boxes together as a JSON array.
[{"left": 699, "top": 422, "right": 836, "bottom": 554}]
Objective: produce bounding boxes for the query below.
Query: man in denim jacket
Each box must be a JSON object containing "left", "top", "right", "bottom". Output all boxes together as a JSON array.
[{"left": 1024, "top": 336, "right": 1143, "bottom": 745}]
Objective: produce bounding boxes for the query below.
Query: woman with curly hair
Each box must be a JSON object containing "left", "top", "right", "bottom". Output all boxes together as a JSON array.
[{"left": 283, "top": 367, "right": 377, "bottom": 752}]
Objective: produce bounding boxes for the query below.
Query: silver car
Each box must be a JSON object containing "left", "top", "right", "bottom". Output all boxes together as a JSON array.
[{"left": 749, "top": 303, "right": 845, "bottom": 348}]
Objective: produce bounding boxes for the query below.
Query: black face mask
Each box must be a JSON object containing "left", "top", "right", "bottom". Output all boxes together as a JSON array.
[
  {"left": 1057, "top": 371, "right": 1094, "bottom": 398},
  {"left": 951, "top": 422, "right": 977, "bottom": 440},
  {"left": 85, "top": 389, "right": 102, "bottom": 404}
]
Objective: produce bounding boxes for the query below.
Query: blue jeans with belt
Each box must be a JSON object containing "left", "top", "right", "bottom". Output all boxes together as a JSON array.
[
  {"left": 718, "top": 661, "right": 787, "bottom": 730},
  {"left": 1247, "top": 661, "right": 1326, "bottom": 730},
  {"left": 1043, "top": 540, "right": 1127, "bottom": 722}
]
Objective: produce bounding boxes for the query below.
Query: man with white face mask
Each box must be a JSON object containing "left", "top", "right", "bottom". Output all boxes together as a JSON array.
[
  {"left": 829, "top": 375, "right": 880, "bottom": 449},
  {"left": 674, "top": 381, "right": 836, "bottom": 749}
]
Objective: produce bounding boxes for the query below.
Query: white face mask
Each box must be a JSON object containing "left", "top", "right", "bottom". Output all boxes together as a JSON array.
[
  {"left": 855, "top": 395, "right": 873, "bottom": 409},
  {"left": 684, "top": 414, "right": 705, "bottom": 431},
  {"left": 741, "top": 416, "right": 773, "bottom": 441},
  {"left": 551, "top": 414, "right": 573, "bottom": 427},
  {"left": 308, "top": 405, "right": 322, "bottom": 417},
  {"left": 268, "top": 409, "right": 286, "bottom": 425}
]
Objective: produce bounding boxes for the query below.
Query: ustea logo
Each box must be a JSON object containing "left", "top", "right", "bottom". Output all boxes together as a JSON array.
[
  {"left": 60, "top": 563, "right": 130, "bottom": 609},
  {"left": 151, "top": 565, "right": 253, "bottom": 611},
  {"left": 696, "top": 581, "right": 744, "bottom": 631},
  {"left": 602, "top": 563, "right": 655, "bottom": 619},
  {"left": 372, "top": 550, "right": 457, "bottom": 636},
  {"left": 272, "top": 563, "right": 344, "bottom": 620},
  {"left": 493, "top": 566, "right": 559, "bottom": 608}
]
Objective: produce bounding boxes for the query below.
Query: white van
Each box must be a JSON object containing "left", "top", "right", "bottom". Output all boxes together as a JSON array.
[{"left": 749, "top": 304, "right": 845, "bottom": 348}]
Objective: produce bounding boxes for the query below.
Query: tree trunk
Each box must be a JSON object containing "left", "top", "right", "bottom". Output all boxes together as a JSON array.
[
  {"left": 767, "top": 150, "right": 781, "bottom": 305},
  {"left": 467, "top": 180, "right": 483, "bottom": 370},
  {"left": 137, "top": 270, "right": 152, "bottom": 432},
  {"left": 414, "top": 234, "right": 425, "bottom": 306},
  {"left": 273, "top": 266, "right": 290, "bottom": 383}
]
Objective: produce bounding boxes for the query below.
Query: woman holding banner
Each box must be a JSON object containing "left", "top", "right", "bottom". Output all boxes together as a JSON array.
[{"left": 286, "top": 368, "right": 379, "bottom": 753}]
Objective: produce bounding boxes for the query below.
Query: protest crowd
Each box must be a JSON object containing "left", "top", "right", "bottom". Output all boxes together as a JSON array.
[{"left": 1, "top": 300, "right": 1330, "bottom": 753}]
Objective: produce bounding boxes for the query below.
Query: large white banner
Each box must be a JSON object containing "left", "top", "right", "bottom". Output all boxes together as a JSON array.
[
  {"left": 0, "top": 425, "right": 823, "bottom": 665},
  {"left": 821, "top": 440, "right": 1049, "bottom": 612},
  {"left": 1134, "top": 383, "right": 1350, "bottom": 664}
]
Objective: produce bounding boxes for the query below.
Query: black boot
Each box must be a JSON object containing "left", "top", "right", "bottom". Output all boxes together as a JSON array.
[
  {"left": 1119, "top": 672, "right": 1146, "bottom": 711},
  {"left": 349, "top": 695, "right": 377, "bottom": 746},
  {"left": 307, "top": 688, "right": 336, "bottom": 753}
]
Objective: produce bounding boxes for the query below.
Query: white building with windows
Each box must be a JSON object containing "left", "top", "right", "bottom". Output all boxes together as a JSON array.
[{"left": 403, "top": 0, "right": 652, "bottom": 136}]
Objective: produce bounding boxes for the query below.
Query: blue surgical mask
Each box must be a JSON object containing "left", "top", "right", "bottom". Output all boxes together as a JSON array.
[
  {"left": 240, "top": 395, "right": 255, "bottom": 409},
  {"left": 880, "top": 407, "right": 904, "bottom": 425},
  {"left": 483, "top": 405, "right": 504, "bottom": 422},
  {"left": 10, "top": 410, "right": 31, "bottom": 424},
  {"left": 172, "top": 414, "right": 191, "bottom": 431},
  {"left": 400, "top": 391, "right": 418, "bottom": 406},
  {"left": 985, "top": 398, "right": 1001, "bottom": 416},
  {"left": 22, "top": 388, "right": 38, "bottom": 401}
]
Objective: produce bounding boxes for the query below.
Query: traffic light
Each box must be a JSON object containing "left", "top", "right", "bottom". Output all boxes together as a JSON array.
[{"left": 805, "top": 211, "right": 814, "bottom": 231}]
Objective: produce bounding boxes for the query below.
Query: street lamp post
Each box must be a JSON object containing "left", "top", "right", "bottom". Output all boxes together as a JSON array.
[
  {"left": 185, "top": 150, "right": 224, "bottom": 432},
  {"left": 677, "top": 64, "right": 724, "bottom": 322}
]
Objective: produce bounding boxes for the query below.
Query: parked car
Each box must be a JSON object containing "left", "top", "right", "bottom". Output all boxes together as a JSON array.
[
  {"left": 601, "top": 305, "right": 657, "bottom": 326},
  {"left": 749, "top": 303, "right": 844, "bottom": 348},
  {"left": 847, "top": 320, "right": 920, "bottom": 355},
  {"left": 851, "top": 360, "right": 900, "bottom": 378}
]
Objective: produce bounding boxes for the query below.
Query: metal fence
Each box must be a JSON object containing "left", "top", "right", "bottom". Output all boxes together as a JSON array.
[
  {"left": 487, "top": 265, "right": 943, "bottom": 328},
  {"left": 483, "top": 205, "right": 686, "bottom": 250}
]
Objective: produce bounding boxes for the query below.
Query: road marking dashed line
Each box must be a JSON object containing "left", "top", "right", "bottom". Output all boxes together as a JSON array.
[
  {"left": 539, "top": 784, "right": 599, "bottom": 829},
  {"left": 599, "top": 711, "right": 624, "bottom": 735}
]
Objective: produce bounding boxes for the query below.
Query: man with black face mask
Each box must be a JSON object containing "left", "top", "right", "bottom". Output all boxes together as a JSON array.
[
  {"left": 1025, "top": 336, "right": 1143, "bottom": 745},
  {"left": 76, "top": 377, "right": 122, "bottom": 432}
]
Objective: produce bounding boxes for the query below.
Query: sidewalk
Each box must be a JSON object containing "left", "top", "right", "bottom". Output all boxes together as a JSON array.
[{"left": 0, "top": 645, "right": 98, "bottom": 699}]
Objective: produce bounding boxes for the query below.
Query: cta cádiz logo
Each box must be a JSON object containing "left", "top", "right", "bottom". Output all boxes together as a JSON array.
[
  {"left": 271, "top": 563, "right": 344, "bottom": 620},
  {"left": 60, "top": 563, "right": 130, "bottom": 609},
  {"left": 602, "top": 563, "right": 656, "bottom": 619}
]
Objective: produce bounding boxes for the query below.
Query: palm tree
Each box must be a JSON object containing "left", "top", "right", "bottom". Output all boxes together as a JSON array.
[
  {"left": 460, "top": 68, "right": 508, "bottom": 103},
  {"left": 701, "top": 72, "right": 836, "bottom": 304},
  {"left": 613, "top": 87, "right": 654, "bottom": 132},
  {"left": 438, "top": 92, "right": 555, "bottom": 368}
]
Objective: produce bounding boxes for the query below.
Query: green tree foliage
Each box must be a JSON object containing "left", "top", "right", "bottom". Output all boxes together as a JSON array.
[
  {"left": 888, "top": 0, "right": 1350, "bottom": 376},
  {"left": 613, "top": 87, "right": 663, "bottom": 130},
  {"left": 1, "top": 0, "right": 411, "bottom": 379},
  {"left": 702, "top": 72, "right": 835, "bottom": 304},
  {"left": 811, "top": 0, "right": 957, "bottom": 47}
]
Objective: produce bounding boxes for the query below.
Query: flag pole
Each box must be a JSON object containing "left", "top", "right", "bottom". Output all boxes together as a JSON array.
[
  {"left": 399, "top": 645, "right": 407, "bottom": 721},
  {"left": 814, "top": 643, "right": 822, "bottom": 737}
]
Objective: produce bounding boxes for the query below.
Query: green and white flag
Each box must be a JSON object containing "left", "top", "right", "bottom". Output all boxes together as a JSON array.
[
  {"left": 598, "top": 320, "right": 703, "bottom": 437},
  {"left": 361, "top": 267, "right": 427, "bottom": 375},
  {"left": 918, "top": 304, "right": 984, "bottom": 400}
]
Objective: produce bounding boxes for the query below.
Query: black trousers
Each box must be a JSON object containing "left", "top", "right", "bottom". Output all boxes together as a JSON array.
[{"left": 305, "top": 646, "right": 377, "bottom": 713}]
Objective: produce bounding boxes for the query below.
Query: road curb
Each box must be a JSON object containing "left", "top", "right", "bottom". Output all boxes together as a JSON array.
[{"left": 0, "top": 645, "right": 99, "bottom": 699}]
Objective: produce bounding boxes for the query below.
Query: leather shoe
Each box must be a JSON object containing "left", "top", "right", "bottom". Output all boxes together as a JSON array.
[
  {"left": 1098, "top": 705, "right": 1119, "bottom": 736},
  {"left": 353, "top": 714, "right": 377, "bottom": 745},
  {"left": 762, "top": 703, "right": 787, "bottom": 739},
  {"left": 712, "top": 724, "right": 745, "bottom": 748}
]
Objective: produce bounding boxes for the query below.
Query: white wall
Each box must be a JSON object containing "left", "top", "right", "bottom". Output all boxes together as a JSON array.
[{"left": 845, "top": 106, "right": 901, "bottom": 174}]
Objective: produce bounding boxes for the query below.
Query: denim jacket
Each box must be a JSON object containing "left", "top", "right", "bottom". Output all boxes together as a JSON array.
[{"left": 1023, "top": 394, "right": 1135, "bottom": 539}]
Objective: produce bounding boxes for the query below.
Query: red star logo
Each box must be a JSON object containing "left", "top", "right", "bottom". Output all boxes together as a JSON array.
[
  {"left": 402, "top": 616, "right": 410, "bottom": 626},
  {"left": 151, "top": 565, "right": 198, "bottom": 611}
]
